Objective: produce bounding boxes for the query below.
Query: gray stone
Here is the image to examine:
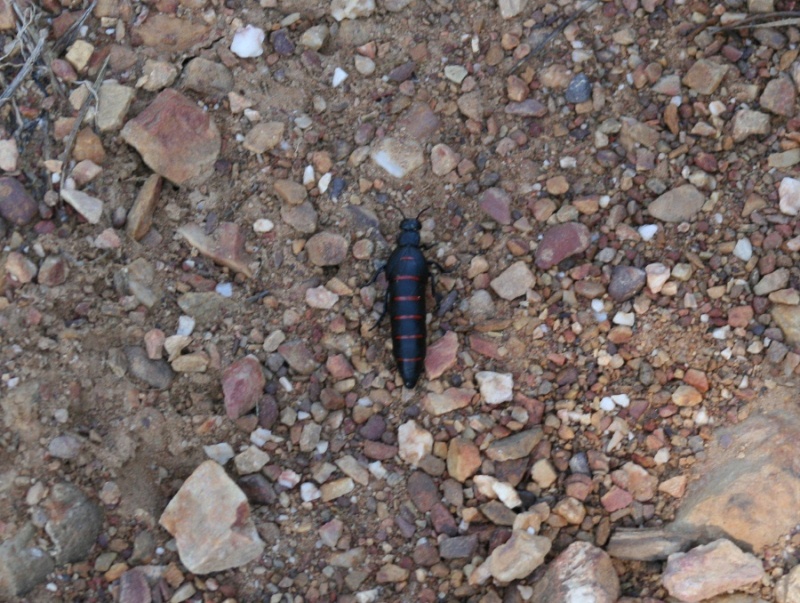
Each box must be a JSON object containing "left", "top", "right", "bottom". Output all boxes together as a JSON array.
[
  {"left": 44, "top": 482, "right": 104, "bottom": 564},
  {"left": 530, "top": 541, "right": 620, "bottom": 603},
  {"left": 183, "top": 57, "right": 234, "bottom": 97},
  {"left": 565, "top": 73, "right": 592, "bottom": 104},
  {"left": 648, "top": 184, "right": 705, "bottom": 222},
  {"left": 125, "top": 346, "right": 174, "bottom": 390},
  {"left": 0, "top": 523, "right": 55, "bottom": 597},
  {"left": 608, "top": 266, "right": 646, "bottom": 302}
]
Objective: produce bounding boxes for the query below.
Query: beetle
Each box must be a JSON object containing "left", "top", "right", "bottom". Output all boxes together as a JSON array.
[{"left": 366, "top": 207, "right": 441, "bottom": 388}]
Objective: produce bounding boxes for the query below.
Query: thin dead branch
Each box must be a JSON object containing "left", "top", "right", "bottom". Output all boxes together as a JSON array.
[
  {"left": 0, "top": 31, "right": 45, "bottom": 107},
  {"left": 52, "top": 0, "right": 97, "bottom": 56},
  {"left": 509, "top": 0, "right": 600, "bottom": 75},
  {"left": 710, "top": 11, "right": 800, "bottom": 32},
  {"left": 59, "top": 54, "right": 109, "bottom": 186}
]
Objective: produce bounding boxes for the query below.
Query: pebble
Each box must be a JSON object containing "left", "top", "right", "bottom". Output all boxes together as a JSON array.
[
  {"left": 222, "top": 355, "right": 265, "bottom": 419},
  {"left": 423, "top": 387, "right": 474, "bottom": 416},
  {"left": 159, "top": 460, "right": 265, "bottom": 574},
  {"left": 672, "top": 384, "right": 702, "bottom": 407},
  {"left": 234, "top": 446, "right": 270, "bottom": 474},
  {"left": 440, "top": 535, "right": 478, "bottom": 559},
  {"left": 96, "top": 81, "right": 135, "bottom": 132},
  {"left": 732, "top": 110, "right": 771, "bottom": 142},
  {"left": 369, "top": 137, "right": 424, "bottom": 178},
  {"left": 733, "top": 238, "right": 753, "bottom": 261},
  {"left": 178, "top": 222, "right": 253, "bottom": 278},
  {"left": 127, "top": 174, "right": 162, "bottom": 241},
  {"left": 60, "top": 189, "right": 104, "bottom": 224},
  {"left": 121, "top": 89, "right": 220, "bottom": 186},
  {"left": 498, "top": 0, "right": 526, "bottom": 19},
  {"left": 490, "top": 261, "right": 535, "bottom": 300},
  {"left": 138, "top": 59, "right": 178, "bottom": 91},
  {"left": 662, "top": 539, "right": 765, "bottom": 602},
  {"left": 274, "top": 178, "right": 306, "bottom": 205},
  {"left": 648, "top": 184, "right": 704, "bottom": 222},
  {"left": 299, "top": 24, "right": 328, "bottom": 50},
  {"left": 754, "top": 267, "right": 789, "bottom": 296},
  {"left": 48, "top": 434, "right": 82, "bottom": 459},
  {"left": 407, "top": 471, "right": 439, "bottom": 512},
  {"left": 230, "top": 25, "right": 265, "bottom": 58},
  {"left": 682, "top": 59, "right": 728, "bottom": 95},
  {"left": 44, "top": 482, "right": 103, "bottom": 564},
  {"left": 645, "top": 263, "right": 670, "bottom": 294},
  {"left": 203, "top": 442, "right": 234, "bottom": 465},
  {"left": 565, "top": 73, "right": 592, "bottom": 104},
  {"left": 306, "top": 231, "right": 349, "bottom": 266},
  {"left": 601, "top": 486, "right": 632, "bottom": 512},
  {"left": 638, "top": 224, "right": 658, "bottom": 241},
  {"left": 470, "top": 530, "right": 551, "bottom": 584},
  {"left": 771, "top": 305, "right": 800, "bottom": 345},
  {"left": 0, "top": 523, "right": 54, "bottom": 596},
  {"left": 0, "top": 138, "right": 18, "bottom": 171},
  {"left": 430, "top": 143, "right": 460, "bottom": 176},
  {"left": 277, "top": 340, "right": 319, "bottom": 374},
  {"left": 476, "top": 371, "right": 514, "bottom": 404},
  {"left": 424, "top": 331, "right": 458, "bottom": 379},
  {"left": 117, "top": 568, "right": 150, "bottom": 603},
  {"left": 608, "top": 266, "right": 646, "bottom": 302},
  {"left": 332, "top": 67, "right": 349, "bottom": 88},
  {"left": 505, "top": 99, "right": 548, "bottom": 117},
  {"left": 485, "top": 428, "right": 543, "bottom": 461},
  {"left": 72, "top": 159, "right": 103, "bottom": 186},
  {"left": 479, "top": 187, "right": 512, "bottom": 224},
  {"left": 761, "top": 75, "right": 796, "bottom": 117},
  {"left": 447, "top": 438, "right": 481, "bottom": 482},
  {"left": 330, "top": 0, "right": 375, "bottom": 20},
  {"left": 5, "top": 251, "right": 37, "bottom": 285},
  {"left": 530, "top": 542, "right": 620, "bottom": 603},
  {"left": 38, "top": 255, "right": 68, "bottom": 287},
  {"left": 125, "top": 346, "right": 174, "bottom": 389},
  {"left": 281, "top": 201, "right": 318, "bottom": 233},
  {"left": 398, "top": 420, "right": 433, "bottom": 465},
  {"left": 457, "top": 91, "right": 484, "bottom": 121},
  {"left": 0, "top": 177, "right": 36, "bottom": 225},
  {"left": 320, "top": 477, "right": 354, "bottom": 501},
  {"left": 535, "top": 222, "right": 591, "bottom": 269},
  {"left": 779, "top": 177, "right": 800, "bottom": 216}
]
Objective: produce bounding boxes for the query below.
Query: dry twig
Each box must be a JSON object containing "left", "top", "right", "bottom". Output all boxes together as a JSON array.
[
  {"left": 509, "top": 0, "right": 600, "bottom": 74},
  {"left": 59, "top": 55, "right": 109, "bottom": 186},
  {"left": 709, "top": 11, "right": 800, "bottom": 32}
]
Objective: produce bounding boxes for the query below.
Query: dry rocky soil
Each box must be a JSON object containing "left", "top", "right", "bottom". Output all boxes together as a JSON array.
[{"left": 6, "top": 0, "right": 800, "bottom": 601}]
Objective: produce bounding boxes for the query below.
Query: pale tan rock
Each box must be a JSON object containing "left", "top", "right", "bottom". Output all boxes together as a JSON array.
[
  {"left": 121, "top": 89, "right": 220, "bottom": 186},
  {"left": 398, "top": 420, "right": 432, "bottom": 466},
  {"left": 159, "top": 460, "right": 264, "bottom": 574},
  {"left": 126, "top": 174, "right": 162, "bottom": 241},
  {"left": 470, "top": 530, "right": 550, "bottom": 584},
  {"left": 530, "top": 541, "right": 619, "bottom": 603},
  {"left": 60, "top": 189, "right": 104, "bottom": 224},
  {"left": 662, "top": 539, "right": 764, "bottom": 602},
  {"left": 96, "top": 81, "right": 136, "bottom": 132},
  {"left": 178, "top": 222, "right": 253, "bottom": 278},
  {"left": 674, "top": 390, "right": 800, "bottom": 550},
  {"left": 446, "top": 438, "right": 481, "bottom": 482}
]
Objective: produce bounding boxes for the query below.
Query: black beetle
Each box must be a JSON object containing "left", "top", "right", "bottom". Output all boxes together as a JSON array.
[{"left": 367, "top": 208, "right": 442, "bottom": 388}]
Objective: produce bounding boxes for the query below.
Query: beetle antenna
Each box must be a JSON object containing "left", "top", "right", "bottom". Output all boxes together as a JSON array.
[
  {"left": 416, "top": 207, "right": 430, "bottom": 220},
  {"left": 387, "top": 203, "right": 408, "bottom": 219}
]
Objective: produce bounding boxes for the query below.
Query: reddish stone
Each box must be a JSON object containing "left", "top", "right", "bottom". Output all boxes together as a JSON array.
[
  {"left": 222, "top": 355, "right": 265, "bottom": 419},
  {"left": 121, "top": 88, "right": 220, "bottom": 186},
  {"left": 684, "top": 369, "right": 709, "bottom": 393},
  {"left": 425, "top": 331, "right": 458, "bottom": 380},
  {"left": 479, "top": 188, "right": 512, "bottom": 225},
  {"left": 535, "top": 222, "right": 591, "bottom": 270},
  {"left": 601, "top": 486, "right": 633, "bottom": 512},
  {"left": 728, "top": 305, "right": 754, "bottom": 328}
]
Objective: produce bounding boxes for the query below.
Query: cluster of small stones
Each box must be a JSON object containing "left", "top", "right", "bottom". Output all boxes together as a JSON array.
[{"left": 3, "top": 0, "right": 800, "bottom": 600}]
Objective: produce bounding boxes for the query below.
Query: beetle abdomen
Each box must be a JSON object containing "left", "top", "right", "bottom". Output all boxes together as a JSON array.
[{"left": 387, "top": 247, "right": 428, "bottom": 388}]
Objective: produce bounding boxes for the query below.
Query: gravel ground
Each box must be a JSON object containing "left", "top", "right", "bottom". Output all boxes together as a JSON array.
[{"left": 1, "top": 0, "right": 800, "bottom": 600}]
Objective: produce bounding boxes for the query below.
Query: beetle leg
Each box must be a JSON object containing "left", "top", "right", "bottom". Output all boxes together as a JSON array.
[
  {"left": 370, "top": 286, "right": 390, "bottom": 330},
  {"left": 363, "top": 264, "right": 386, "bottom": 288}
]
